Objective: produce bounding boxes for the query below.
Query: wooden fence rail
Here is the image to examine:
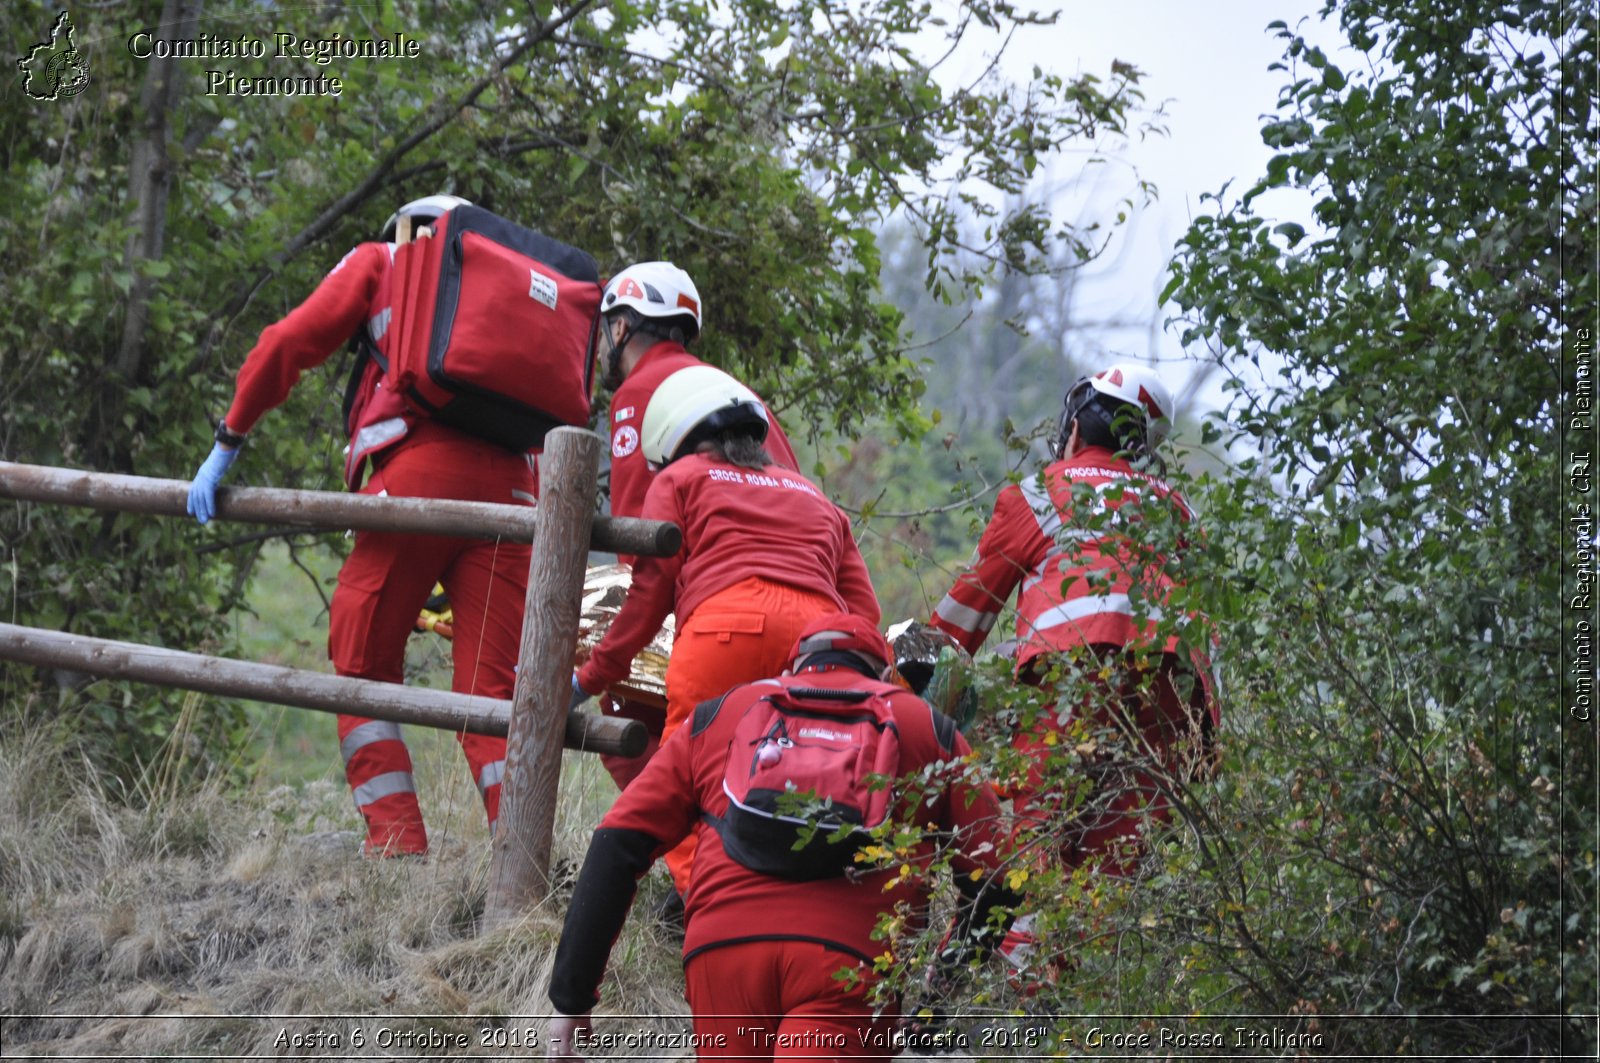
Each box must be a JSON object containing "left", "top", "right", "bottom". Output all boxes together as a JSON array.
[
  {"left": 0, "top": 433, "right": 654, "bottom": 923},
  {"left": 0, "top": 460, "right": 680, "bottom": 557},
  {"left": 0, "top": 622, "right": 642, "bottom": 756}
]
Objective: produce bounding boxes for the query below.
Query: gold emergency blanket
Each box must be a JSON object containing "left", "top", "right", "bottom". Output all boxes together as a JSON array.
[{"left": 576, "top": 563, "right": 674, "bottom": 706}]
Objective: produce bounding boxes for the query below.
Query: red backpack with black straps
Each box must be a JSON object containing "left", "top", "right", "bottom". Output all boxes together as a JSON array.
[
  {"left": 386, "top": 205, "right": 600, "bottom": 450},
  {"left": 713, "top": 684, "right": 902, "bottom": 881}
]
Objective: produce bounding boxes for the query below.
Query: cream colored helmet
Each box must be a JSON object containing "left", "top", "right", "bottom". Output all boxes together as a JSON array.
[{"left": 641, "top": 365, "right": 769, "bottom": 468}]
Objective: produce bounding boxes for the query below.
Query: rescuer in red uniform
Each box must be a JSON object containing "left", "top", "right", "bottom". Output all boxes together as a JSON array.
[
  {"left": 587, "top": 261, "right": 801, "bottom": 805},
  {"left": 928, "top": 363, "right": 1219, "bottom": 976},
  {"left": 571, "top": 364, "right": 881, "bottom": 897},
  {"left": 548, "top": 615, "right": 1014, "bottom": 1062},
  {"left": 596, "top": 261, "right": 799, "bottom": 555},
  {"left": 185, "top": 194, "right": 531, "bottom": 857}
]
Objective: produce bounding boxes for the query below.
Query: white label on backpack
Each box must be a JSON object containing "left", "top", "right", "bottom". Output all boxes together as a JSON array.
[
  {"left": 798, "top": 727, "right": 851, "bottom": 742},
  {"left": 528, "top": 267, "right": 559, "bottom": 310}
]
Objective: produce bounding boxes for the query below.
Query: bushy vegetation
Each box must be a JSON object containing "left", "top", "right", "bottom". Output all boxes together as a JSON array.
[
  {"left": 2, "top": 0, "right": 1590, "bottom": 1057},
  {"left": 856, "top": 1, "right": 1593, "bottom": 1057}
]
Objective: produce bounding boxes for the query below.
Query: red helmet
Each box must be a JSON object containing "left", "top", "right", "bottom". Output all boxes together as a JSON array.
[{"left": 789, "top": 614, "right": 892, "bottom": 675}]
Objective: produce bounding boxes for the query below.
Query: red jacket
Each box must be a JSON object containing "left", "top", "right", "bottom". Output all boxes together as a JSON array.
[
  {"left": 225, "top": 241, "right": 539, "bottom": 490},
  {"left": 607, "top": 342, "right": 799, "bottom": 525},
  {"left": 578, "top": 453, "right": 879, "bottom": 693},
  {"left": 930, "top": 447, "right": 1214, "bottom": 704},
  {"left": 548, "top": 665, "right": 1012, "bottom": 1015}
]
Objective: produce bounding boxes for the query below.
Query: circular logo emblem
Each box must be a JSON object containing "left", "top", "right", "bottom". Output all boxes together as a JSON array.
[
  {"left": 48, "top": 50, "right": 90, "bottom": 97},
  {"left": 612, "top": 426, "right": 639, "bottom": 458}
]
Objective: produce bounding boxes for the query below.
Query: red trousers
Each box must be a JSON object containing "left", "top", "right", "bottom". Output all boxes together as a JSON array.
[
  {"left": 656, "top": 578, "right": 842, "bottom": 893},
  {"left": 684, "top": 940, "right": 898, "bottom": 1061},
  {"left": 329, "top": 425, "right": 534, "bottom": 855},
  {"left": 998, "top": 647, "right": 1213, "bottom": 974},
  {"left": 598, "top": 695, "right": 665, "bottom": 792}
]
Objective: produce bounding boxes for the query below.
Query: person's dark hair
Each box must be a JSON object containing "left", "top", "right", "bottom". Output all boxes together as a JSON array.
[
  {"left": 612, "top": 306, "right": 696, "bottom": 346},
  {"left": 701, "top": 431, "right": 773, "bottom": 470},
  {"left": 1074, "top": 395, "right": 1147, "bottom": 454}
]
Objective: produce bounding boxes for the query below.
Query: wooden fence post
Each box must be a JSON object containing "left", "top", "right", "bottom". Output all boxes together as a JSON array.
[{"left": 486, "top": 427, "right": 602, "bottom": 925}]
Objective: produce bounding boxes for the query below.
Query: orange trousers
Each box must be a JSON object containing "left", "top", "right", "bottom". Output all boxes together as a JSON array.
[{"left": 657, "top": 578, "right": 842, "bottom": 894}]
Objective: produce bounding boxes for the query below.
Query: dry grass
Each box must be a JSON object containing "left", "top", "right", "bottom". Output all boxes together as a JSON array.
[{"left": 0, "top": 709, "right": 692, "bottom": 1060}]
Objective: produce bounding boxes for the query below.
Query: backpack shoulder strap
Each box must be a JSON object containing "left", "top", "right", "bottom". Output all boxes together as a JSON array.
[
  {"left": 692, "top": 679, "right": 786, "bottom": 737},
  {"left": 929, "top": 705, "right": 958, "bottom": 754},
  {"left": 691, "top": 690, "right": 735, "bottom": 737},
  {"left": 340, "top": 328, "right": 389, "bottom": 427},
  {"left": 877, "top": 687, "right": 956, "bottom": 755}
]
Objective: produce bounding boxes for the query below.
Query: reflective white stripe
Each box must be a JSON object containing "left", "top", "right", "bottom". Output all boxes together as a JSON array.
[
  {"left": 340, "top": 720, "right": 405, "bottom": 764},
  {"left": 510, "top": 489, "right": 536, "bottom": 505},
  {"left": 1019, "top": 475, "right": 1061, "bottom": 539},
  {"left": 351, "top": 771, "right": 417, "bottom": 806},
  {"left": 1021, "top": 544, "right": 1098, "bottom": 596},
  {"left": 351, "top": 416, "right": 407, "bottom": 456},
  {"left": 795, "top": 629, "right": 858, "bottom": 655},
  {"left": 477, "top": 760, "right": 505, "bottom": 794},
  {"left": 1024, "top": 472, "right": 1137, "bottom": 541},
  {"left": 933, "top": 594, "right": 998, "bottom": 636},
  {"left": 1026, "top": 594, "right": 1163, "bottom": 633},
  {"left": 998, "top": 912, "right": 1037, "bottom": 970},
  {"left": 368, "top": 306, "right": 392, "bottom": 342}
]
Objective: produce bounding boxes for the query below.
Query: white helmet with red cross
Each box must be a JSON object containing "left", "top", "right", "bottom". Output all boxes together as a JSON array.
[
  {"left": 1054, "top": 363, "right": 1175, "bottom": 457},
  {"left": 601, "top": 261, "right": 702, "bottom": 340}
]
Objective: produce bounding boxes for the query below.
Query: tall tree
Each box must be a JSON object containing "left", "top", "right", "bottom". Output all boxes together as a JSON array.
[
  {"left": 1156, "top": 0, "right": 1595, "bottom": 1053},
  {"left": 0, "top": 0, "right": 1150, "bottom": 773}
]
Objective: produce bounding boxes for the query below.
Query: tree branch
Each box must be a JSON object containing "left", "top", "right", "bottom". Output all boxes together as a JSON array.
[{"left": 189, "top": 0, "right": 602, "bottom": 378}]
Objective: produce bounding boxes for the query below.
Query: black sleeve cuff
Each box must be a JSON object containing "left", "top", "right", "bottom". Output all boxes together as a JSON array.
[{"left": 214, "top": 419, "right": 248, "bottom": 447}]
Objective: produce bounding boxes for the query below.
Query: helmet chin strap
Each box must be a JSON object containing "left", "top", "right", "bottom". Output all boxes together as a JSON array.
[
  {"left": 601, "top": 315, "right": 637, "bottom": 391},
  {"left": 1054, "top": 383, "right": 1088, "bottom": 459}
]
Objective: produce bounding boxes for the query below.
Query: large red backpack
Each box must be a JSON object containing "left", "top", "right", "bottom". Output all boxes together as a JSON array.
[
  {"left": 713, "top": 684, "right": 902, "bottom": 881},
  {"left": 387, "top": 205, "right": 600, "bottom": 451}
]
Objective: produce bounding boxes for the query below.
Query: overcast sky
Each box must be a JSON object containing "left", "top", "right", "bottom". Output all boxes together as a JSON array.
[{"left": 957, "top": 0, "right": 1351, "bottom": 407}]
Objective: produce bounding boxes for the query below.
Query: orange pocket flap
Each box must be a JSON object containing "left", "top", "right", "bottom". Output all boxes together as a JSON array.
[{"left": 689, "top": 611, "right": 767, "bottom": 643}]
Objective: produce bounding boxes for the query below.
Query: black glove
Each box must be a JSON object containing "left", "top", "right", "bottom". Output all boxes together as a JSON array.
[{"left": 897, "top": 1002, "right": 965, "bottom": 1056}]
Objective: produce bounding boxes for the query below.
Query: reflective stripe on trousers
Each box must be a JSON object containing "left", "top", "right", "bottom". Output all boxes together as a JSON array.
[
  {"left": 351, "top": 770, "right": 419, "bottom": 807},
  {"left": 340, "top": 719, "right": 405, "bottom": 763}
]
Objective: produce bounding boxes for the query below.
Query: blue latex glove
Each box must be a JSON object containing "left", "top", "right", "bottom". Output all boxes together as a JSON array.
[
  {"left": 187, "top": 443, "right": 239, "bottom": 525},
  {"left": 570, "top": 672, "right": 593, "bottom": 712}
]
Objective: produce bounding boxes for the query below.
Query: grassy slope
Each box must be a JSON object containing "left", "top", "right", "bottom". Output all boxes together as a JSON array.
[{"left": 0, "top": 544, "right": 690, "bottom": 1058}]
